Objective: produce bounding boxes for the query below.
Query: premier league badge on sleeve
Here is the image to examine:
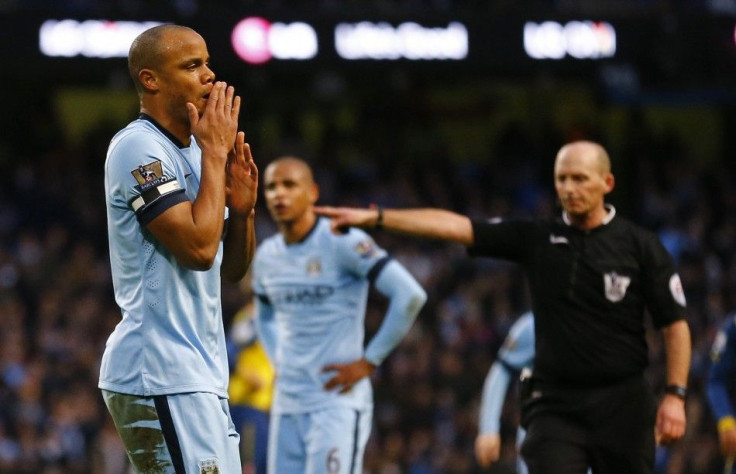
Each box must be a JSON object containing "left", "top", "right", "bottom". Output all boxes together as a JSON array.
[
  {"left": 603, "top": 271, "right": 631, "bottom": 302},
  {"left": 131, "top": 161, "right": 165, "bottom": 185},
  {"left": 128, "top": 160, "right": 182, "bottom": 213}
]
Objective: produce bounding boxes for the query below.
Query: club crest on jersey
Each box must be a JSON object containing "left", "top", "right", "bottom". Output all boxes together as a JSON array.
[
  {"left": 603, "top": 271, "right": 631, "bottom": 302},
  {"left": 198, "top": 458, "right": 219, "bottom": 474},
  {"left": 306, "top": 256, "right": 322, "bottom": 276},
  {"left": 355, "top": 239, "right": 376, "bottom": 258}
]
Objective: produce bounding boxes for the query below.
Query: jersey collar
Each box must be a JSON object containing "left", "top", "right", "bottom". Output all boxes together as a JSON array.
[
  {"left": 285, "top": 217, "right": 321, "bottom": 246},
  {"left": 138, "top": 113, "right": 188, "bottom": 149},
  {"left": 562, "top": 204, "right": 616, "bottom": 227}
]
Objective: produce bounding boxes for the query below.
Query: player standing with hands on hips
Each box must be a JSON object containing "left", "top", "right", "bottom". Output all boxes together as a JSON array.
[
  {"left": 316, "top": 140, "right": 691, "bottom": 474},
  {"left": 252, "top": 157, "right": 427, "bottom": 474},
  {"left": 99, "top": 24, "right": 258, "bottom": 473}
]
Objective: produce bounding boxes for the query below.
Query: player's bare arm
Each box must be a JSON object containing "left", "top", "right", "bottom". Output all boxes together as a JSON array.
[{"left": 313, "top": 206, "right": 475, "bottom": 246}]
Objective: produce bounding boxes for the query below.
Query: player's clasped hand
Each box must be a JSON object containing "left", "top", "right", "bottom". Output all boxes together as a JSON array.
[
  {"left": 226, "top": 131, "right": 258, "bottom": 215},
  {"left": 322, "top": 358, "right": 376, "bottom": 394},
  {"left": 187, "top": 81, "right": 241, "bottom": 159}
]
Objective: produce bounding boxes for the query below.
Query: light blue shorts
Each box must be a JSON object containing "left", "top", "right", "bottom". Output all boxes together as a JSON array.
[
  {"left": 102, "top": 390, "right": 241, "bottom": 473},
  {"left": 268, "top": 407, "right": 372, "bottom": 474}
]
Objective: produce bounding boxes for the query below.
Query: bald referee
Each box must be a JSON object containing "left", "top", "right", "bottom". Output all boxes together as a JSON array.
[{"left": 315, "top": 140, "right": 691, "bottom": 474}]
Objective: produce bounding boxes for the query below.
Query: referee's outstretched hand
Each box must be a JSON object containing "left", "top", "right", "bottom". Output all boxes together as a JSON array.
[
  {"left": 314, "top": 206, "right": 378, "bottom": 233},
  {"left": 655, "top": 394, "right": 686, "bottom": 445}
]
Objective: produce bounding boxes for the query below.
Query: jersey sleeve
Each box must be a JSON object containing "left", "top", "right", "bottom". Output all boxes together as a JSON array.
[
  {"left": 478, "top": 363, "right": 513, "bottom": 435},
  {"left": 363, "top": 260, "right": 427, "bottom": 365},
  {"left": 497, "top": 312, "right": 536, "bottom": 372},
  {"left": 106, "top": 131, "right": 188, "bottom": 226},
  {"left": 468, "top": 218, "right": 537, "bottom": 262},
  {"left": 479, "top": 312, "right": 535, "bottom": 434},
  {"left": 333, "top": 226, "right": 390, "bottom": 280},
  {"left": 641, "top": 231, "right": 687, "bottom": 328}
]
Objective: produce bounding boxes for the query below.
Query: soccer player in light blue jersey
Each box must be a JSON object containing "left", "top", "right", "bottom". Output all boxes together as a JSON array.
[
  {"left": 99, "top": 25, "right": 258, "bottom": 473},
  {"left": 252, "top": 157, "right": 427, "bottom": 474},
  {"left": 476, "top": 312, "right": 534, "bottom": 474}
]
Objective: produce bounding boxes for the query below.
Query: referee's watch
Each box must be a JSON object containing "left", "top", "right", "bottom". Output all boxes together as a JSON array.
[{"left": 663, "top": 384, "right": 688, "bottom": 401}]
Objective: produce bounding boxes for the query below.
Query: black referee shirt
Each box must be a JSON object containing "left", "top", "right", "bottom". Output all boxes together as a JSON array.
[{"left": 469, "top": 210, "right": 687, "bottom": 386}]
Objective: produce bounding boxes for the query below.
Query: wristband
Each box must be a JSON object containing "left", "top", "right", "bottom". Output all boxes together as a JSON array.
[
  {"left": 375, "top": 206, "right": 384, "bottom": 230},
  {"left": 718, "top": 416, "right": 736, "bottom": 433},
  {"left": 663, "top": 384, "right": 687, "bottom": 400}
]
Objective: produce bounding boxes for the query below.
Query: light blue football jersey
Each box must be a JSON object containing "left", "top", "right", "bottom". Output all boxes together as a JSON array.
[
  {"left": 498, "top": 312, "right": 535, "bottom": 371},
  {"left": 99, "top": 114, "right": 229, "bottom": 398},
  {"left": 252, "top": 218, "right": 390, "bottom": 414},
  {"left": 479, "top": 312, "right": 535, "bottom": 435}
]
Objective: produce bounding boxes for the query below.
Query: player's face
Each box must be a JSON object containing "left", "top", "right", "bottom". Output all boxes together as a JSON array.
[
  {"left": 156, "top": 29, "right": 215, "bottom": 123},
  {"left": 263, "top": 162, "right": 318, "bottom": 225},
  {"left": 554, "top": 149, "right": 612, "bottom": 218}
]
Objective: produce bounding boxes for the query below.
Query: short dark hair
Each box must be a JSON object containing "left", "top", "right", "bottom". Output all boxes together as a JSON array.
[{"left": 127, "top": 24, "right": 192, "bottom": 95}]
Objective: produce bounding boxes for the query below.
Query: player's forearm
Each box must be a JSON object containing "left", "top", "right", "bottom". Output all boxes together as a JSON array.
[
  {"left": 221, "top": 210, "right": 256, "bottom": 282},
  {"left": 662, "top": 319, "right": 691, "bottom": 389},
  {"left": 380, "top": 208, "right": 474, "bottom": 245},
  {"left": 184, "top": 154, "right": 228, "bottom": 264}
]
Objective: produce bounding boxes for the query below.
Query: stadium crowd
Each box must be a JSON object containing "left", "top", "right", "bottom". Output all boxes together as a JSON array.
[{"left": 0, "top": 80, "right": 734, "bottom": 474}]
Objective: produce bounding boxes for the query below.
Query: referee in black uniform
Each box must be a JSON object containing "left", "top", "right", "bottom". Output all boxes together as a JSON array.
[{"left": 315, "top": 140, "right": 691, "bottom": 474}]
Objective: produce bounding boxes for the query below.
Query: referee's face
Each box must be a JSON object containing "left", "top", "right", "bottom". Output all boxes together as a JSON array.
[{"left": 554, "top": 146, "right": 613, "bottom": 221}]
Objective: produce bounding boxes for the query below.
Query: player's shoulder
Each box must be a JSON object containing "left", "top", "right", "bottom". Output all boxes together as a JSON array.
[
  {"left": 110, "top": 119, "right": 162, "bottom": 147},
  {"left": 514, "top": 311, "right": 535, "bottom": 331},
  {"left": 107, "top": 120, "right": 172, "bottom": 165},
  {"left": 312, "top": 217, "right": 368, "bottom": 243},
  {"left": 508, "top": 311, "right": 535, "bottom": 341}
]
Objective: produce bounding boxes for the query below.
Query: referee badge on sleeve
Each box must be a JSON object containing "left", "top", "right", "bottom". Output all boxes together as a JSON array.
[
  {"left": 669, "top": 273, "right": 687, "bottom": 307},
  {"left": 603, "top": 271, "right": 631, "bottom": 302}
]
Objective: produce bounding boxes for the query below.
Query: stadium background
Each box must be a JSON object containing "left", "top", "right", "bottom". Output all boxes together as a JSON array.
[{"left": 1, "top": 1, "right": 736, "bottom": 472}]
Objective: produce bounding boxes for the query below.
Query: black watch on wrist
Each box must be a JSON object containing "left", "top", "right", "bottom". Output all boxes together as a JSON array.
[{"left": 664, "top": 384, "right": 687, "bottom": 400}]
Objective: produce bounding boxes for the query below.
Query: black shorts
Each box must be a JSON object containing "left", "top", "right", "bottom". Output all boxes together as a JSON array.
[{"left": 520, "top": 375, "right": 656, "bottom": 474}]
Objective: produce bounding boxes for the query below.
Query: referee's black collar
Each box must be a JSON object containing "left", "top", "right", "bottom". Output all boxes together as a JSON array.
[
  {"left": 561, "top": 204, "right": 616, "bottom": 227},
  {"left": 138, "top": 113, "right": 188, "bottom": 149}
]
